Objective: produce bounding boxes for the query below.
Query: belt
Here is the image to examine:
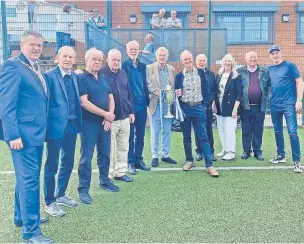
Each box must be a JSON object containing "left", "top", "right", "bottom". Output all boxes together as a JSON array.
[{"left": 181, "top": 101, "right": 203, "bottom": 106}]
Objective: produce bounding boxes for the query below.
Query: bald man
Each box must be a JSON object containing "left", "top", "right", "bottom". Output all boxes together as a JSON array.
[
  {"left": 195, "top": 54, "right": 217, "bottom": 162},
  {"left": 44, "top": 46, "right": 82, "bottom": 216},
  {"left": 237, "top": 51, "right": 270, "bottom": 161}
]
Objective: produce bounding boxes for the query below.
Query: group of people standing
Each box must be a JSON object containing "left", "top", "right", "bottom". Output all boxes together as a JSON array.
[{"left": 0, "top": 29, "right": 303, "bottom": 243}]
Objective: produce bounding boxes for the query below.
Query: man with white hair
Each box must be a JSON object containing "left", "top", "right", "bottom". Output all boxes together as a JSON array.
[
  {"left": 100, "top": 49, "right": 135, "bottom": 182},
  {"left": 77, "top": 48, "right": 119, "bottom": 204},
  {"left": 175, "top": 50, "right": 219, "bottom": 177},
  {"left": 195, "top": 54, "right": 217, "bottom": 162},
  {"left": 122, "top": 40, "right": 151, "bottom": 175},
  {"left": 151, "top": 8, "right": 166, "bottom": 29},
  {"left": 237, "top": 51, "right": 270, "bottom": 161},
  {"left": 147, "top": 47, "right": 177, "bottom": 167}
]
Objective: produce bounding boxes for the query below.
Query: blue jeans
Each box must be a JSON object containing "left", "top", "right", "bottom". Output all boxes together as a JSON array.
[
  {"left": 56, "top": 32, "right": 71, "bottom": 54},
  {"left": 78, "top": 120, "right": 111, "bottom": 193},
  {"left": 128, "top": 108, "right": 147, "bottom": 165},
  {"left": 240, "top": 105, "right": 265, "bottom": 155},
  {"left": 271, "top": 106, "right": 301, "bottom": 162},
  {"left": 195, "top": 105, "right": 214, "bottom": 154},
  {"left": 149, "top": 103, "right": 172, "bottom": 158},
  {"left": 44, "top": 120, "right": 78, "bottom": 205},
  {"left": 180, "top": 103, "right": 213, "bottom": 167}
]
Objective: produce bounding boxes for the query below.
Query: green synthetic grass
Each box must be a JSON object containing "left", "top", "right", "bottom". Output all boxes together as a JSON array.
[{"left": 0, "top": 128, "right": 304, "bottom": 242}]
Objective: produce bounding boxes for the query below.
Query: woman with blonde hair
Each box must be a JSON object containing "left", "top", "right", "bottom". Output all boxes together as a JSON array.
[
  {"left": 141, "top": 33, "right": 156, "bottom": 64},
  {"left": 212, "top": 53, "right": 242, "bottom": 160}
]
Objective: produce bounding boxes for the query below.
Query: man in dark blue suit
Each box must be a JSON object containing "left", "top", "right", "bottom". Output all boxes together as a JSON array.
[
  {"left": 0, "top": 30, "right": 54, "bottom": 243},
  {"left": 44, "top": 46, "right": 82, "bottom": 217}
]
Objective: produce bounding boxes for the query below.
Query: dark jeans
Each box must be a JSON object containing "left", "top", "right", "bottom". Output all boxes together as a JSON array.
[
  {"left": 56, "top": 32, "right": 71, "bottom": 54},
  {"left": 128, "top": 108, "right": 147, "bottom": 165},
  {"left": 240, "top": 105, "right": 265, "bottom": 155},
  {"left": 44, "top": 120, "right": 78, "bottom": 205},
  {"left": 271, "top": 106, "right": 301, "bottom": 162},
  {"left": 195, "top": 106, "right": 214, "bottom": 154},
  {"left": 78, "top": 120, "right": 111, "bottom": 193},
  {"left": 180, "top": 103, "right": 213, "bottom": 167}
]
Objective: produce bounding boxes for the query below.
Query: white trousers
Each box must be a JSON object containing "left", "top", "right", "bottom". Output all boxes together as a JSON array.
[{"left": 216, "top": 115, "right": 237, "bottom": 153}]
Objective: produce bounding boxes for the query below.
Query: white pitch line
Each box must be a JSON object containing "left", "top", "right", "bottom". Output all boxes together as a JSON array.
[{"left": 0, "top": 165, "right": 295, "bottom": 175}]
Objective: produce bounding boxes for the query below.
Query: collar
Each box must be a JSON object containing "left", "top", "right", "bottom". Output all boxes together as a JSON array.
[
  {"left": 22, "top": 53, "right": 37, "bottom": 66},
  {"left": 157, "top": 63, "right": 167, "bottom": 69},
  {"left": 246, "top": 65, "right": 258, "bottom": 73},
  {"left": 183, "top": 67, "right": 198, "bottom": 76},
  {"left": 58, "top": 65, "right": 72, "bottom": 77}
]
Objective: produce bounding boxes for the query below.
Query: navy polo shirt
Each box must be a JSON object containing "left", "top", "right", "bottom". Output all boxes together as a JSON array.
[
  {"left": 269, "top": 61, "right": 301, "bottom": 111},
  {"left": 78, "top": 70, "right": 112, "bottom": 123}
]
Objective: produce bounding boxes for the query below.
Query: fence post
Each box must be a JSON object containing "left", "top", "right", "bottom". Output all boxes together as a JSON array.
[
  {"left": 207, "top": 0, "right": 212, "bottom": 70},
  {"left": 106, "top": 0, "right": 112, "bottom": 51},
  {"left": 1, "top": 0, "right": 9, "bottom": 61}
]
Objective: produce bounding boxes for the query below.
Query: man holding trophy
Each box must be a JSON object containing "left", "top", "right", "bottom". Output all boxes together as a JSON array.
[
  {"left": 147, "top": 47, "right": 177, "bottom": 167},
  {"left": 175, "top": 50, "right": 219, "bottom": 177}
]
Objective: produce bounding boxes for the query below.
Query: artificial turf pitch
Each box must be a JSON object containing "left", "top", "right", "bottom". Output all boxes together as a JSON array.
[{"left": 0, "top": 128, "right": 304, "bottom": 243}]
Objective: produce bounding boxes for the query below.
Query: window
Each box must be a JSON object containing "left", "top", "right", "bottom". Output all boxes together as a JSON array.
[
  {"left": 215, "top": 13, "right": 273, "bottom": 44},
  {"left": 297, "top": 3, "right": 304, "bottom": 43},
  {"left": 213, "top": 3, "right": 279, "bottom": 45}
]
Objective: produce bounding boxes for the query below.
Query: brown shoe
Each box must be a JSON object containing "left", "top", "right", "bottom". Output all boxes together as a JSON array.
[
  {"left": 183, "top": 162, "right": 194, "bottom": 171},
  {"left": 207, "top": 166, "right": 219, "bottom": 177}
]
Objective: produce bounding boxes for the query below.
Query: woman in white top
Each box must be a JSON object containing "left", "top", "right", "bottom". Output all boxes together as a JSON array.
[{"left": 213, "top": 54, "right": 242, "bottom": 160}]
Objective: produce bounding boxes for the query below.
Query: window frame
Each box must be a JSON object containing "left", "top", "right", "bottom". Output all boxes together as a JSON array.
[
  {"left": 214, "top": 12, "right": 275, "bottom": 45},
  {"left": 296, "top": 11, "right": 304, "bottom": 43}
]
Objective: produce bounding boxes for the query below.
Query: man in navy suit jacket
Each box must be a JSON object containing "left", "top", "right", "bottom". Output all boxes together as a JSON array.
[
  {"left": 0, "top": 30, "right": 54, "bottom": 243},
  {"left": 44, "top": 46, "right": 82, "bottom": 217}
]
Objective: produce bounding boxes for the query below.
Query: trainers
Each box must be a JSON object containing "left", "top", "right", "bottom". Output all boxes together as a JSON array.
[
  {"left": 183, "top": 161, "right": 194, "bottom": 171},
  {"left": 269, "top": 155, "right": 286, "bottom": 164},
  {"left": 100, "top": 181, "right": 120, "bottom": 192},
  {"left": 79, "top": 192, "right": 92, "bottom": 204},
  {"left": 56, "top": 195, "right": 77, "bottom": 207},
  {"left": 216, "top": 151, "right": 226, "bottom": 157},
  {"left": 294, "top": 162, "right": 303, "bottom": 173},
  {"left": 45, "top": 202, "right": 65, "bottom": 217},
  {"left": 222, "top": 152, "right": 236, "bottom": 161}
]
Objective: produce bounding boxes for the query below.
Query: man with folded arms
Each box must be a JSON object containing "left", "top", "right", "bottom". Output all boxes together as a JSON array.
[
  {"left": 100, "top": 49, "right": 135, "bottom": 183},
  {"left": 78, "top": 48, "right": 119, "bottom": 205},
  {"left": 175, "top": 50, "right": 219, "bottom": 177},
  {"left": 44, "top": 46, "right": 82, "bottom": 217}
]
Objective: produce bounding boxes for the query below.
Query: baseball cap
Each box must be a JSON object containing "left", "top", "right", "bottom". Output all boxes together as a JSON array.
[{"left": 268, "top": 45, "right": 281, "bottom": 54}]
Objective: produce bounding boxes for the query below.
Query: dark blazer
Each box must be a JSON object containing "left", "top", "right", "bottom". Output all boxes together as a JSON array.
[
  {"left": 0, "top": 120, "right": 3, "bottom": 141},
  {"left": 44, "top": 66, "right": 82, "bottom": 140},
  {"left": 122, "top": 58, "right": 150, "bottom": 107},
  {"left": 205, "top": 68, "right": 217, "bottom": 105},
  {"left": 0, "top": 52, "right": 48, "bottom": 146},
  {"left": 175, "top": 68, "right": 211, "bottom": 104},
  {"left": 214, "top": 73, "right": 242, "bottom": 117}
]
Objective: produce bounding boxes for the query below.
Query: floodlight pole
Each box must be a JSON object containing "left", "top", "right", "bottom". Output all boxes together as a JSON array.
[
  {"left": 207, "top": 0, "right": 212, "bottom": 70},
  {"left": 1, "top": 0, "right": 9, "bottom": 62}
]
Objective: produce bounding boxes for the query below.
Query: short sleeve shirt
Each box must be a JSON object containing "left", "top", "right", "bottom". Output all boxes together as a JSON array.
[
  {"left": 269, "top": 61, "right": 301, "bottom": 111},
  {"left": 78, "top": 70, "right": 112, "bottom": 123}
]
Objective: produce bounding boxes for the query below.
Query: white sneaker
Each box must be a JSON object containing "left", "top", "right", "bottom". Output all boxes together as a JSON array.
[
  {"left": 294, "top": 163, "right": 303, "bottom": 173},
  {"left": 222, "top": 152, "right": 236, "bottom": 161},
  {"left": 269, "top": 155, "right": 286, "bottom": 164},
  {"left": 56, "top": 195, "right": 77, "bottom": 207},
  {"left": 216, "top": 151, "right": 226, "bottom": 157},
  {"left": 45, "top": 202, "right": 65, "bottom": 217}
]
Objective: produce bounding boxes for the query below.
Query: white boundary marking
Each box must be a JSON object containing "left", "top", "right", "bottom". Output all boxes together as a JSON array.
[{"left": 0, "top": 165, "right": 295, "bottom": 175}]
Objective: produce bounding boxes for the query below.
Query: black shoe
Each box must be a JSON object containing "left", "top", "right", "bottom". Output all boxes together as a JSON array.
[
  {"left": 195, "top": 152, "right": 203, "bottom": 161},
  {"left": 128, "top": 163, "right": 136, "bottom": 175},
  {"left": 100, "top": 181, "right": 120, "bottom": 192},
  {"left": 23, "top": 234, "right": 54, "bottom": 243},
  {"left": 161, "top": 157, "right": 177, "bottom": 164},
  {"left": 135, "top": 161, "right": 151, "bottom": 171},
  {"left": 78, "top": 192, "right": 91, "bottom": 204},
  {"left": 254, "top": 154, "right": 264, "bottom": 161},
  {"left": 211, "top": 154, "right": 217, "bottom": 162},
  {"left": 15, "top": 217, "right": 49, "bottom": 228},
  {"left": 114, "top": 175, "right": 133, "bottom": 182},
  {"left": 241, "top": 152, "right": 251, "bottom": 160},
  {"left": 151, "top": 158, "right": 159, "bottom": 167}
]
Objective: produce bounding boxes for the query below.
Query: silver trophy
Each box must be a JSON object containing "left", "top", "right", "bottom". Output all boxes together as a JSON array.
[{"left": 163, "top": 85, "right": 175, "bottom": 119}]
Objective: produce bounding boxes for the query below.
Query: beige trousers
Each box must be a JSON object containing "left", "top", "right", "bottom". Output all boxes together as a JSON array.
[{"left": 109, "top": 118, "right": 130, "bottom": 178}]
